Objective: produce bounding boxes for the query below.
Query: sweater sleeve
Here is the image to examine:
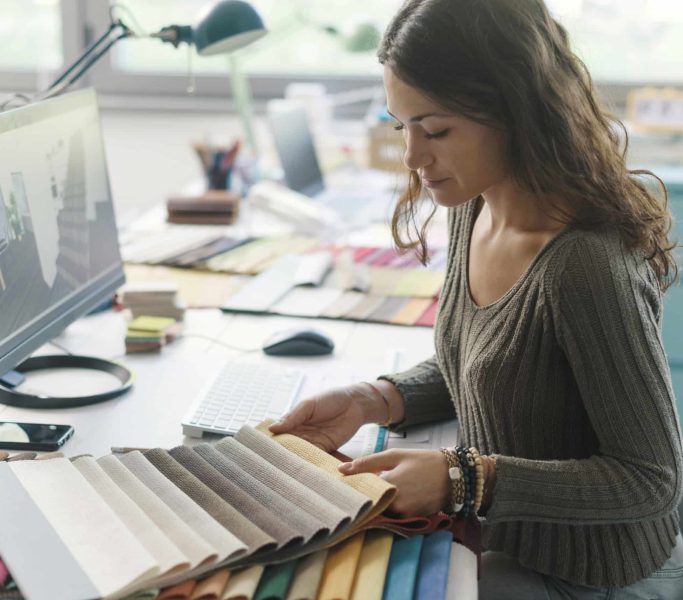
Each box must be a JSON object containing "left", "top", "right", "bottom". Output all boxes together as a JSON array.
[
  {"left": 379, "top": 355, "right": 456, "bottom": 432},
  {"left": 485, "top": 232, "right": 683, "bottom": 525}
]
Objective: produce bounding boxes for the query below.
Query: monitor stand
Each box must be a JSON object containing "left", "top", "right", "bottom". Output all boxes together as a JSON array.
[{"left": 0, "top": 355, "right": 134, "bottom": 409}]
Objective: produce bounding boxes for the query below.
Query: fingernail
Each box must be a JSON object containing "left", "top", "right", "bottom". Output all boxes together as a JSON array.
[{"left": 338, "top": 462, "right": 352, "bottom": 471}]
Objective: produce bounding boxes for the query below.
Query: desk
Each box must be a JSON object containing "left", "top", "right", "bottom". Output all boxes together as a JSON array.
[{"left": 0, "top": 307, "right": 477, "bottom": 599}]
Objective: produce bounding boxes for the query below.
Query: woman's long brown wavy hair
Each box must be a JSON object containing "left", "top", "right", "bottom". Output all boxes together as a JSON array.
[{"left": 379, "top": 0, "right": 677, "bottom": 290}]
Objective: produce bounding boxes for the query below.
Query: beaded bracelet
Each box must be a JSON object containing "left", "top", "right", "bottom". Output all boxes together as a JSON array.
[
  {"left": 469, "top": 446, "right": 485, "bottom": 514},
  {"left": 439, "top": 448, "right": 465, "bottom": 515}
]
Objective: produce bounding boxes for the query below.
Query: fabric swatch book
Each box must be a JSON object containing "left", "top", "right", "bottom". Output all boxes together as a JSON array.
[{"left": 0, "top": 422, "right": 478, "bottom": 600}]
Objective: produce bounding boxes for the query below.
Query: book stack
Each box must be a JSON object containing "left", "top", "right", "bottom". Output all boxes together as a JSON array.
[
  {"left": 166, "top": 190, "right": 240, "bottom": 225},
  {"left": 120, "top": 282, "right": 186, "bottom": 321},
  {"left": 125, "top": 316, "right": 182, "bottom": 354}
]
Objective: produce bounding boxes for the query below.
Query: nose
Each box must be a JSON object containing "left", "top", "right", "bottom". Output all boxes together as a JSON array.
[{"left": 403, "top": 130, "right": 432, "bottom": 172}]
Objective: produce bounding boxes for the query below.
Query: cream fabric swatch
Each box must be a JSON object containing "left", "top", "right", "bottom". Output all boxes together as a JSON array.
[
  {"left": 317, "top": 532, "right": 366, "bottom": 600},
  {"left": 74, "top": 457, "right": 190, "bottom": 580},
  {"left": 119, "top": 451, "right": 246, "bottom": 565},
  {"left": 255, "top": 422, "right": 396, "bottom": 530},
  {"left": 234, "top": 427, "right": 370, "bottom": 521},
  {"left": 285, "top": 550, "right": 328, "bottom": 600},
  {"left": 10, "top": 458, "right": 159, "bottom": 599},
  {"left": 97, "top": 454, "right": 217, "bottom": 570},
  {"left": 349, "top": 530, "right": 393, "bottom": 600},
  {"left": 193, "top": 444, "right": 327, "bottom": 544},
  {"left": 221, "top": 565, "right": 264, "bottom": 600},
  {"left": 215, "top": 438, "right": 350, "bottom": 533}
]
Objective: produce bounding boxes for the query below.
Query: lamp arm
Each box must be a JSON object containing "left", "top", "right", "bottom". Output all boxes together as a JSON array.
[{"left": 41, "top": 21, "right": 133, "bottom": 100}]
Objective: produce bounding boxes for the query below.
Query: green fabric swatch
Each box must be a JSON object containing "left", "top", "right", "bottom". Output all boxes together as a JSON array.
[{"left": 254, "top": 559, "right": 300, "bottom": 600}]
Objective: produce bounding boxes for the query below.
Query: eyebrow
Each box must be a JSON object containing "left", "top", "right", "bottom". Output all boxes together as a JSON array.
[{"left": 386, "top": 110, "right": 449, "bottom": 123}]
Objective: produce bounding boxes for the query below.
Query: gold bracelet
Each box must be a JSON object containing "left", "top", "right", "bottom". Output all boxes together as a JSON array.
[
  {"left": 362, "top": 382, "right": 392, "bottom": 427},
  {"left": 469, "top": 446, "right": 485, "bottom": 514}
]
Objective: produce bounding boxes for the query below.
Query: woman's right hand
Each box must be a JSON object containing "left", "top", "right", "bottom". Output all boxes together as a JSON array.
[{"left": 268, "top": 382, "right": 396, "bottom": 452}]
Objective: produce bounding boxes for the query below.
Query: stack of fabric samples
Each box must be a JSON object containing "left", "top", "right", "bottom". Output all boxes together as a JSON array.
[
  {"left": 120, "top": 282, "right": 186, "bottom": 321},
  {"left": 125, "top": 316, "right": 183, "bottom": 354},
  {"left": 0, "top": 422, "right": 479, "bottom": 600}
]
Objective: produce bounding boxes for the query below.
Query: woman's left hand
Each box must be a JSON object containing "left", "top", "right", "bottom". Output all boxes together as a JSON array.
[{"left": 338, "top": 449, "right": 451, "bottom": 516}]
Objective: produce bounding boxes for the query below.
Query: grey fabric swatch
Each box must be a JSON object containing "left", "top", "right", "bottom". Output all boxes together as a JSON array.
[
  {"left": 0, "top": 464, "right": 100, "bottom": 600},
  {"left": 169, "top": 445, "right": 296, "bottom": 552},
  {"left": 215, "top": 437, "right": 351, "bottom": 533},
  {"left": 234, "top": 426, "right": 370, "bottom": 520},
  {"left": 193, "top": 444, "right": 329, "bottom": 544},
  {"left": 144, "top": 448, "right": 274, "bottom": 557}
]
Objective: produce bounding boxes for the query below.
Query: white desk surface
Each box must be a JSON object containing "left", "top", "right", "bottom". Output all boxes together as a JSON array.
[{"left": 0, "top": 306, "right": 477, "bottom": 599}]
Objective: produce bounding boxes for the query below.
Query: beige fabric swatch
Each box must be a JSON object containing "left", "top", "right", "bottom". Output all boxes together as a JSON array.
[
  {"left": 193, "top": 444, "right": 327, "bottom": 544},
  {"left": 119, "top": 451, "right": 246, "bottom": 565},
  {"left": 215, "top": 438, "right": 350, "bottom": 533},
  {"left": 190, "top": 569, "right": 230, "bottom": 600},
  {"left": 349, "top": 530, "right": 393, "bottom": 600},
  {"left": 74, "top": 456, "right": 190, "bottom": 579},
  {"left": 234, "top": 427, "right": 370, "bottom": 521},
  {"left": 97, "top": 454, "right": 216, "bottom": 570},
  {"left": 255, "top": 422, "right": 396, "bottom": 530},
  {"left": 285, "top": 550, "right": 328, "bottom": 600},
  {"left": 317, "top": 532, "right": 366, "bottom": 600},
  {"left": 221, "top": 565, "right": 264, "bottom": 600},
  {"left": 10, "top": 458, "right": 159, "bottom": 599}
]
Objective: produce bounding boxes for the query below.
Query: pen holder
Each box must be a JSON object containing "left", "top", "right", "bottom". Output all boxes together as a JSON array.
[{"left": 166, "top": 189, "right": 240, "bottom": 225}]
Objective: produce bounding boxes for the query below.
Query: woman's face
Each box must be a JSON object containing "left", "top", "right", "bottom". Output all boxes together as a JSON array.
[{"left": 383, "top": 66, "right": 509, "bottom": 208}]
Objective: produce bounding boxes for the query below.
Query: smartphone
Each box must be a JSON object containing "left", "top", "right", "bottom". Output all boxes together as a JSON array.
[{"left": 0, "top": 422, "right": 74, "bottom": 452}]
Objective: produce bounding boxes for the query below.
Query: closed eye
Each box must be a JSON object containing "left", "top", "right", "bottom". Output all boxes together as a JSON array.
[{"left": 426, "top": 128, "right": 450, "bottom": 139}]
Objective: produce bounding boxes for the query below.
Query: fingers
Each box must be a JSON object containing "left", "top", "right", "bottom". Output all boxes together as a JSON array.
[
  {"left": 269, "top": 399, "right": 316, "bottom": 433},
  {"left": 338, "top": 449, "right": 403, "bottom": 475}
]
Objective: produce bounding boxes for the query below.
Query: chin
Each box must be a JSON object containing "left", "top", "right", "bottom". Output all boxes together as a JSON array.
[{"left": 428, "top": 188, "right": 472, "bottom": 209}]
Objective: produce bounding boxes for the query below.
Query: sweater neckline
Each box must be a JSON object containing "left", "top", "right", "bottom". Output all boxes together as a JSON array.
[{"left": 464, "top": 196, "right": 575, "bottom": 311}]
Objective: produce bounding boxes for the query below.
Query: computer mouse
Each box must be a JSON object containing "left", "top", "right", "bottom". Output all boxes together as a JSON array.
[{"left": 262, "top": 327, "right": 335, "bottom": 357}]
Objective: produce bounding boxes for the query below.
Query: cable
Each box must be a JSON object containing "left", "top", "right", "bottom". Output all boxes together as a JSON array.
[
  {"left": 179, "top": 332, "right": 262, "bottom": 353},
  {"left": 108, "top": 3, "right": 148, "bottom": 36},
  {"left": 47, "top": 340, "right": 74, "bottom": 356}
]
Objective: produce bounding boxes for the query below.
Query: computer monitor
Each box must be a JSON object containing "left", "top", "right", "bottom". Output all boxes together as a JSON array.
[{"left": 0, "top": 88, "right": 131, "bottom": 408}]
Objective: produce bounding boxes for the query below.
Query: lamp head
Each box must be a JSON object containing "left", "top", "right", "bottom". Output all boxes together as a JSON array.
[
  {"left": 153, "top": 0, "right": 266, "bottom": 55},
  {"left": 194, "top": 0, "right": 266, "bottom": 55}
]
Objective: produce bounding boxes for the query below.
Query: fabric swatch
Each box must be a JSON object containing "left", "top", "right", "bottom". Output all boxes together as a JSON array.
[
  {"left": 168, "top": 446, "right": 284, "bottom": 553},
  {"left": 389, "top": 298, "right": 433, "bottom": 326},
  {"left": 382, "top": 535, "right": 424, "bottom": 600},
  {"left": 254, "top": 560, "right": 299, "bottom": 600},
  {"left": 5, "top": 452, "right": 36, "bottom": 462},
  {"left": 285, "top": 550, "right": 327, "bottom": 600},
  {"left": 344, "top": 295, "right": 387, "bottom": 320},
  {"left": 35, "top": 451, "right": 65, "bottom": 460},
  {"left": 193, "top": 444, "right": 326, "bottom": 544},
  {"left": 414, "top": 531, "right": 452, "bottom": 600},
  {"left": 221, "top": 565, "right": 263, "bottom": 600},
  {"left": 0, "top": 558, "right": 8, "bottom": 587},
  {"left": 142, "top": 449, "right": 254, "bottom": 562},
  {"left": 97, "top": 454, "right": 217, "bottom": 570},
  {"left": 123, "top": 588, "right": 160, "bottom": 599},
  {"left": 317, "top": 532, "right": 365, "bottom": 600},
  {"left": 0, "top": 464, "right": 100, "bottom": 600},
  {"left": 214, "top": 437, "right": 350, "bottom": 534},
  {"left": 254, "top": 422, "right": 396, "bottom": 534},
  {"left": 349, "top": 530, "right": 393, "bottom": 600},
  {"left": 73, "top": 456, "right": 190, "bottom": 579},
  {"left": 234, "top": 426, "right": 370, "bottom": 521},
  {"left": 119, "top": 451, "right": 246, "bottom": 565},
  {"left": 366, "top": 297, "right": 412, "bottom": 323},
  {"left": 189, "top": 569, "right": 230, "bottom": 600},
  {"left": 9, "top": 458, "right": 158, "bottom": 599},
  {"left": 157, "top": 580, "right": 197, "bottom": 600}
]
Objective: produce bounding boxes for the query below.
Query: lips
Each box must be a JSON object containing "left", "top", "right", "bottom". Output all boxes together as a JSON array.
[{"left": 421, "top": 176, "right": 450, "bottom": 188}]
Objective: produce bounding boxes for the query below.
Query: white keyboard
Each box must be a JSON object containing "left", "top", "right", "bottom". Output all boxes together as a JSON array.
[{"left": 182, "top": 361, "right": 305, "bottom": 438}]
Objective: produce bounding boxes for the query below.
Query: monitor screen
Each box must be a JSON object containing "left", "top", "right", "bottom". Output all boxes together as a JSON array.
[{"left": 0, "top": 88, "right": 124, "bottom": 376}]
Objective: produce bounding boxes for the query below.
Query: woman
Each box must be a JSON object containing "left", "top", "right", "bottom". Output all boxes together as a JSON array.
[{"left": 271, "top": 0, "right": 683, "bottom": 596}]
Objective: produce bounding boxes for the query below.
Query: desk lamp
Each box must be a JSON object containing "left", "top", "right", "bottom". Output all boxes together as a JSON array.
[{"left": 42, "top": 0, "right": 267, "bottom": 100}]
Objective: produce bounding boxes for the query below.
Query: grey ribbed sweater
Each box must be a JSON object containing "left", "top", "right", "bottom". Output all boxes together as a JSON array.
[{"left": 382, "top": 197, "right": 683, "bottom": 587}]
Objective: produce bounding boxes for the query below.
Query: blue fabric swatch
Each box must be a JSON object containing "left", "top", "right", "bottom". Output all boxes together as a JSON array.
[
  {"left": 415, "top": 531, "right": 453, "bottom": 600},
  {"left": 382, "top": 535, "right": 425, "bottom": 600}
]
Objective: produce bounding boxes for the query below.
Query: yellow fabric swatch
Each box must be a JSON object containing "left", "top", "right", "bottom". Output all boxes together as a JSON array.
[
  {"left": 392, "top": 270, "right": 444, "bottom": 297},
  {"left": 317, "top": 533, "right": 366, "bottom": 600},
  {"left": 255, "top": 421, "right": 396, "bottom": 534},
  {"left": 221, "top": 565, "right": 263, "bottom": 600},
  {"left": 389, "top": 298, "right": 433, "bottom": 325},
  {"left": 349, "top": 530, "right": 393, "bottom": 600}
]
